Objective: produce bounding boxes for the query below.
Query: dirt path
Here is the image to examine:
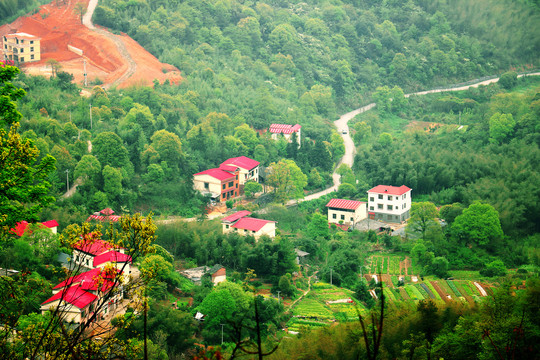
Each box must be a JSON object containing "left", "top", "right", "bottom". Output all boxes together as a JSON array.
[
  {"left": 286, "top": 272, "right": 317, "bottom": 314},
  {"left": 83, "top": 0, "right": 137, "bottom": 89}
]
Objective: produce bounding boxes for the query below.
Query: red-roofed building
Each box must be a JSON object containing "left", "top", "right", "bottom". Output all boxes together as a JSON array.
[
  {"left": 326, "top": 199, "right": 367, "bottom": 226},
  {"left": 86, "top": 208, "right": 122, "bottom": 223},
  {"left": 93, "top": 251, "right": 132, "bottom": 269},
  {"left": 221, "top": 211, "right": 276, "bottom": 240},
  {"left": 367, "top": 185, "right": 412, "bottom": 223},
  {"left": 52, "top": 268, "right": 119, "bottom": 294},
  {"left": 220, "top": 156, "right": 260, "bottom": 185},
  {"left": 193, "top": 166, "right": 239, "bottom": 202},
  {"left": 269, "top": 124, "right": 302, "bottom": 147},
  {"left": 40, "top": 286, "right": 98, "bottom": 324},
  {"left": 72, "top": 239, "right": 131, "bottom": 272},
  {"left": 10, "top": 220, "right": 59, "bottom": 236}
]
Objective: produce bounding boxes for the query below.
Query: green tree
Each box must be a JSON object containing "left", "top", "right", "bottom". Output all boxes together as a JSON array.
[
  {"left": 102, "top": 165, "right": 122, "bottom": 199},
  {"left": 244, "top": 181, "right": 262, "bottom": 198},
  {"left": 73, "top": 2, "right": 87, "bottom": 23},
  {"left": 92, "top": 132, "right": 130, "bottom": 169},
  {"left": 498, "top": 71, "right": 518, "bottom": 90},
  {"left": 489, "top": 112, "right": 515, "bottom": 144},
  {"left": 452, "top": 202, "right": 504, "bottom": 248},
  {"left": 307, "top": 211, "right": 330, "bottom": 240},
  {"left": 407, "top": 202, "right": 439, "bottom": 241},
  {"left": 267, "top": 159, "right": 307, "bottom": 203},
  {"left": 74, "top": 154, "right": 101, "bottom": 185}
]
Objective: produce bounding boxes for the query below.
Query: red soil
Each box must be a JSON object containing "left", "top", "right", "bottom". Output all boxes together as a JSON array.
[
  {"left": 0, "top": 0, "right": 181, "bottom": 88},
  {"left": 430, "top": 281, "right": 450, "bottom": 304}
]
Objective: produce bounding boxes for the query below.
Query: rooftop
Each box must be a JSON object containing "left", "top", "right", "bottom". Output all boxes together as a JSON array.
[
  {"left": 367, "top": 185, "right": 412, "bottom": 196},
  {"left": 42, "top": 285, "right": 98, "bottom": 310},
  {"left": 194, "top": 168, "right": 236, "bottom": 181},
  {"left": 269, "top": 124, "right": 301, "bottom": 134},
  {"left": 232, "top": 217, "right": 275, "bottom": 232},
  {"left": 326, "top": 199, "right": 366, "bottom": 210},
  {"left": 6, "top": 32, "right": 40, "bottom": 39},
  {"left": 74, "top": 239, "right": 114, "bottom": 256},
  {"left": 10, "top": 220, "right": 58, "bottom": 237},
  {"left": 93, "top": 251, "right": 132, "bottom": 267},
  {"left": 221, "top": 156, "right": 260, "bottom": 170},
  {"left": 221, "top": 210, "right": 252, "bottom": 223}
]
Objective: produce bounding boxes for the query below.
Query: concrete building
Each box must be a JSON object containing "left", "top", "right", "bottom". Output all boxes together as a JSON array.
[
  {"left": 220, "top": 156, "right": 260, "bottom": 185},
  {"left": 181, "top": 265, "right": 226, "bottom": 286},
  {"left": 193, "top": 167, "right": 239, "bottom": 202},
  {"left": 269, "top": 124, "right": 301, "bottom": 147},
  {"left": 326, "top": 199, "right": 367, "bottom": 226},
  {"left": 3, "top": 32, "right": 41, "bottom": 63},
  {"left": 221, "top": 211, "right": 276, "bottom": 240},
  {"left": 367, "top": 185, "right": 412, "bottom": 223}
]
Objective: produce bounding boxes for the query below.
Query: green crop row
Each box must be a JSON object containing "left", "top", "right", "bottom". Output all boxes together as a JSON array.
[
  {"left": 404, "top": 284, "right": 424, "bottom": 301},
  {"left": 446, "top": 280, "right": 462, "bottom": 297},
  {"left": 382, "top": 257, "right": 388, "bottom": 274},
  {"left": 383, "top": 287, "right": 397, "bottom": 303},
  {"left": 425, "top": 282, "right": 442, "bottom": 300},
  {"left": 415, "top": 283, "right": 430, "bottom": 299}
]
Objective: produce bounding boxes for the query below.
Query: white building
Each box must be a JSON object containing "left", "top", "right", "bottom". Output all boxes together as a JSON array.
[
  {"left": 221, "top": 211, "right": 276, "bottom": 240},
  {"left": 367, "top": 185, "right": 412, "bottom": 223},
  {"left": 326, "top": 199, "right": 367, "bottom": 226},
  {"left": 220, "top": 156, "right": 260, "bottom": 185},
  {"left": 269, "top": 124, "right": 301, "bottom": 147}
]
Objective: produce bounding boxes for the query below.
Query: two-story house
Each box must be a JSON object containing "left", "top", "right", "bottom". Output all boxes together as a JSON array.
[
  {"left": 269, "top": 124, "right": 302, "bottom": 147},
  {"left": 220, "top": 156, "right": 260, "bottom": 185},
  {"left": 3, "top": 32, "right": 41, "bottom": 64},
  {"left": 326, "top": 199, "right": 367, "bottom": 226},
  {"left": 193, "top": 166, "right": 240, "bottom": 202},
  {"left": 221, "top": 211, "right": 276, "bottom": 240},
  {"left": 367, "top": 185, "right": 412, "bottom": 223}
]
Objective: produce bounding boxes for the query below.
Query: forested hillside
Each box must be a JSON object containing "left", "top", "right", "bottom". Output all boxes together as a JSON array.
[{"left": 0, "top": 0, "right": 48, "bottom": 24}]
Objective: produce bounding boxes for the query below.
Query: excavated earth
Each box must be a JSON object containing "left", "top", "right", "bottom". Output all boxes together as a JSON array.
[{"left": 0, "top": 0, "right": 181, "bottom": 88}]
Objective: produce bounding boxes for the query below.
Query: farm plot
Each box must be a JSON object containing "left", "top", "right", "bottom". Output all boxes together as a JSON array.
[
  {"left": 430, "top": 281, "right": 450, "bottom": 302},
  {"left": 291, "top": 298, "right": 334, "bottom": 319},
  {"left": 404, "top": 284, "right": 424, "bottom": 301}
]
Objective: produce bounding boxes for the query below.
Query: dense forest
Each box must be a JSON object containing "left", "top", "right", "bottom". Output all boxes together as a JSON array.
[{"left": 0, "top": 0, "right": 540, "bottom": 358}]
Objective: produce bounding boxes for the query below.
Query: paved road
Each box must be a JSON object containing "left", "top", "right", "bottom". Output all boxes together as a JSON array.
[
  {"left": 290, "top": 72, "right": 540, "bottom": 205},
  {"left": 83, "top": 0, "right": 137, "bottom": 89}
]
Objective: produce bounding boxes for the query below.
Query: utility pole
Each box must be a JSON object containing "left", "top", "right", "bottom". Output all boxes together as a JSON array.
[
  {"left": 220, "top": 323, "right": 225, "bottom": 344},
  {"left": 83, "top": 58, "right": 88, "bottom": 87},
  {"left": 89, "top": 104, "right": 93, "bottom": 129},
  {"left": 65, "top": 169, "right": 70, "bottom": 191},
  {"left": 330, "top": 267, "right": 333, "bottom": 286},
  {"left": 277, "top": 291, "right": 281, "bottom": 303}
]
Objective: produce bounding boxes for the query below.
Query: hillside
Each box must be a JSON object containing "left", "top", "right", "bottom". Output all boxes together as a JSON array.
[{"left": 0, "top": 0, "right": 181, "bottom": 88}]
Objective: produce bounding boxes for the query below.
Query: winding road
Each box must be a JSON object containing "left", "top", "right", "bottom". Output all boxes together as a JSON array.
[
  {"left": 83, "top": 0, "right": 137, "bottom": 89},
  {"left": 291, "top": 72, "right": 540, "bottom": 205}
]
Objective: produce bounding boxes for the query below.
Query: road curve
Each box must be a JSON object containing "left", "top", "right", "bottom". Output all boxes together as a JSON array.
[
  {"left": 83, "top": 0, "right": 137, "bottom": 89},
  {"left": 291, "top": 72, "right": 540, "bottom": 205}
]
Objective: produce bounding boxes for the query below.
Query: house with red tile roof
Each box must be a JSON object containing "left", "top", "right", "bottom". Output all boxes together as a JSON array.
[
  {"left": 269, "top": 124, "right": 301, "bottom": 147},
  {"left": 72, "top": 238, "right": 132, "bottom": 274},
  {"left": 86, "top": 208, "right": 122, "bottom": 222},
  {"left": 326, "top": 199, "right": 367, "bottom": 226},
  {"left": 10, "top": 220, "right": 59, "bottom": 236},
  {"left": 220, "top": 156, "right": 260, "bottom": 185},
  {"left": 221, "top": 211, "right": 276, "bottom": 240},
  {"left": 40, "top": 286, "right": 98, "bottom": 324},
  {"left": 367, "top": 185, "right": 412, "bottom": 223},
  {"left": 193, "top": 166, "right": 240, "bottom": 202}
]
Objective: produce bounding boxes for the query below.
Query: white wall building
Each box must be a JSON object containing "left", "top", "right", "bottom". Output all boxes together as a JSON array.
[
  {"left": 326, "top": 199, "right": 367, "bottom": 226},
  {"left": 367, "top": 185, "right": 412, "bottom": 223}
]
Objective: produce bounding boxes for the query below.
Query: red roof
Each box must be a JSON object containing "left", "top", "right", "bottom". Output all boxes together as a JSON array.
[
  {"left": 93, "top": 251, "right": 132, "bottom": 267},
  {"left": 221, "top": 156, "right": 260, "bottom": 171},
  {"left": 10, "top": 220, "right": 59, "bottom": 236},
  {"left": 269, "top": 124, "right": 301, "bottom": 134},
  {"left": 367, "top": 185, "right": 412, "bottom": 196},
  {"left": 232, "top": 217, "right": 275, "bottom": 232},
  {"left": 219, "top": 164, "right": 238, "bottom": 172},
  {"left": 42, "top": 285, "right": 98, "bottom": 309},
  {"left": 86, "top": 214, "right": 122, "bottom": 222},
  {"left": 54, "top": 268, "right": 121, "bottom": 291},
  {"left": 100, "top": 208, "right": 115, "bottom": 215},
  {"left": 222, "top": 211, "right": 252, "bottom": 223},
  {"left": 74, "top": 239, "right": 113, "bottom": 256},
  {"left": 326, "top": 199, "right": 365, "bottom": 210},
  {"left": 194, "top": 168, "right": 236, "bottom": 181}
]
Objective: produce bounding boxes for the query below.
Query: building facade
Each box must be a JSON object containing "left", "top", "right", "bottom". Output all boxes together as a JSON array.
[
  {"left": 326, "top": 199, "right": 367, "bottom": 226},
  {"left": 367, "top": 185, "right": 412, "bottom": 223},
  {"left": 3, "top": 32, "right": 41, "bottom": 63},
  {"left": 221, "top": 211, "right": 276, "bottom": 240},
  {"left": 193, "top": 167, "right": 239, "bottom": 202},
  {"left": 269, "top": 124, "right": 302, "bottom": 147},
  {"left": 220, "top": 156, "right": 260, "bottom": 185}
]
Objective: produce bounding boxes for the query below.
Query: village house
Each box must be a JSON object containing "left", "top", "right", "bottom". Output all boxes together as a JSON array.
[
  {"left": 86, "top": 208, "right": 122, "bottom": 222},
  {"left": 41, "top": 238, "right": 132, "bottom": 324},
  {"left": 10, "top": 219, "right": 59, "bottom": 236},
  {"left": 181, "top": 264, "right": 226, "bottom": 286},
  {"left": 326, "top": 199, "right": 367, "bottom": 226},
  {"left": 367, "top": 185, "right": 412, "bottom": 223},
  {"left": 269, "top": 124, "right": 302, "bottom": 147},
  {"left": 193, "top": 166, "right": 239, "bottom": 202},
  {"left": 3, "top": 32, "right": 41, "bottom": 64},
  {"left": 221, "top": 211, "right": 276, "bottom": 240},
  {"left": 220, "top": 156, "right": 260, "bottom": 185}
]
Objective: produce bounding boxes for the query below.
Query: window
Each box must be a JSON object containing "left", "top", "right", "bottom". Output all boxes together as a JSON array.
[
  {"left": 204, "top": 182, "right": 209, "bottom": 190},
  {"left": 30, "top": 47, "right": 34, "bottom": 52},
  {"left": 370, "top": 206, "right": 374, "bottom": 210},
  {"left": 378, "top": 204, "right": 383, "bottom": 209},
  {"left": 350, "top": 217, "right": 353, "bottom": 221},
  {"left": 378, "top": 194, "right": 383, "bottom": 199},
  {"left": 388, "top": 195, "right": 392, "bottom": 200},
  {"left": 222, "top": 184, "right": 226, "bottom": 190},
  {"left": 341, "top": 215, "right": 345, "bottom": 220},
  {"left": 20, "top": 39, "right": 24, "bottom": 44},
  {"left": 229, "top": 181, "right": 234, "bottom": 187},
  {"left": 20, "top": 48, "right": 23, "bottom": 53},
  {"left": 387, "top": 205, "right": 393, "bottom": 210},
  {"left": 332, "top": 214, "right": 336, "bottom": 219},
  {"left": 370, "top": 197, "right": 374, "bottom": 202},
  {"left": 226, "top": 225, "right": 229, "bottom": 229},
  {"left": 30, "top": 54, "right": 34, "bottom": 60},
  {"left": 235, "top": 183, "right": 238, "bottom": 188},
  {"left": 30, "top": 40, "right": 34, "bottom": 44},
  {"left": 3, "top": 45, "right": 6, "bottom": 49},
  {"left": 403, "top": 193, "right": 407, "bottom": 199}
]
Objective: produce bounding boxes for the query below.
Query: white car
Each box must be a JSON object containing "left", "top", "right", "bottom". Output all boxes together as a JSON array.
[{"left": 342, "top": 129, "right": 347, "bottom": 134}]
